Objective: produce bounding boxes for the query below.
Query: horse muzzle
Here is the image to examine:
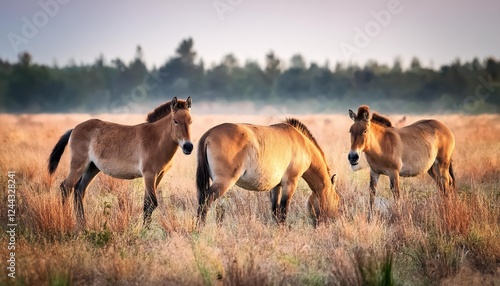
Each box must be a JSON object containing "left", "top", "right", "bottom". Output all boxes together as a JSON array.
[
  {"left": 181, "top": 141, "right": 193, "bottom": 155},
  {"left": 179, "top": 140, "right": 193, "bottom": 155},
  {"left": 348, "top": 151, "right": 360, "bottom": 165}
]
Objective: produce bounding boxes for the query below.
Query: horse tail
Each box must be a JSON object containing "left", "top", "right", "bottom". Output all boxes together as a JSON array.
[
  {"left": 48, "top": 129, "right": 72, "bottom": 175},
  {"left": 196, "top": 132, "right": 211, "bottom": 198},
  {"left": 449, "top": 161, "right": 456, "bottom": 190}
]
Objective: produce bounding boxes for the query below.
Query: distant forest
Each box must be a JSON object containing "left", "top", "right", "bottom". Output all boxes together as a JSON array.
[{"left": 0, "top": 38, "right": 499, "bottom": 114}]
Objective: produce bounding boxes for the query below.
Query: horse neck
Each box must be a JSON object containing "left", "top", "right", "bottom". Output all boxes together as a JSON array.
[
  {"left": 151, "top": 112, "right": 176, "bottom": 147},
  {"left": 302, "top": 151, "right": 331, "bottom": 195},
  {"left": 365, "top": 123, "right": 387, "bottom": 157},
  {"left": 303, "top": 154, "right": 339, "bottom": 215}
]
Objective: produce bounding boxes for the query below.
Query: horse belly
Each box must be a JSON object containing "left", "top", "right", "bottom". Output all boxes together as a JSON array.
[
  {"left": 91, "top": 153, "right": 142, "bottom": 180},
  {"left": 399, "top": 156, "right": 436, "bottom": 177},
  {"left": 236, "top": 169, "right": 282, "bottom": 191},
  {"left": 399, "top": 127, "right": 440, "bottom": 177},
  {"left": 103, "top": 169, "right": 142, "bottom": 180},
  {"left": 236, "top": 152, "right": 288, "bottom": 191}
]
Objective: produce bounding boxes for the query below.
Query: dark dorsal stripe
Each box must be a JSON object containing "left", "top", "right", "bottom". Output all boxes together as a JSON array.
[
  {"left": 146, "top": 100, "right": 189, "bottom": 123},
  {"left": 284, "top": 118, "right": 330, "bottom": 173},
  {"left": 371, "top": 113, "right": 393, "bottom": 127}
]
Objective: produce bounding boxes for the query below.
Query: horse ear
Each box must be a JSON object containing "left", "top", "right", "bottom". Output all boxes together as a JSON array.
[
  {"left": 186, "top": 96, "right": 192, "bottom": 108},
  {"left": 170, "top": 97, "right": 178, "bottom": 111},
  {"left": 363, "top": 110, "right": 369, "bottom": 121},
  {"left": 331, "top": 174, "right": 337, "bottom": 184},
  {"left": 349, "top": 109, "right": 356, "bottom": 121}
]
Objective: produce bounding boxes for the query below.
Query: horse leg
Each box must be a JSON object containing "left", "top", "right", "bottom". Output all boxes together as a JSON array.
[
  {"left": 435, "top": 139, "right": 455, "bottom": 195},
  {"left": 197, "top": 180, "right": 233, "bottom": 227},
  {"left": 449, "top": 161, "right": 456, "bottom": 191},
  {"left": 437, "top": 160, "right": 453, "bottom": 196},
  {"left": 427, "top": 162, "right": 443, "bottom": 192},
  {"left": 270, "top": 185, "right": 282, "bottom": 223},
  {"left": 427, "top": 164, "right": 437, "bottom": 181},
  {"left": 60, "top": 157, "right": 90, "bottom": 205},
  {"left": 307, "top": 193, "right": 320, "bottom": 227},
  {"left": 369, "top": 170, "right": 380, "bottom": 221},
  {"left": 155, "top": 170, "right": 165, "bottom": 189},
  {"left": 74, "top": 162, "right": 100, "bottom": 229},
  {"left": 388, "top": 170, "right": 400, "bottom": 200},
  {"left": 154, "top": 170, "right": 166, "bottom": 207},
  {"left": 143, "top": 173, "right": 158, "bottom": 227},
  {"left": 276, "top": 178, "right": 299, "bottom": 225}
]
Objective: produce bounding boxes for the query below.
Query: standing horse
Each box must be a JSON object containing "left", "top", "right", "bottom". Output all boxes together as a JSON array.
[
  {"left": 347, "top": 105, "right": 455, "bottom": 217},
  {"left": 196, "top": 118, "right": 340, "bottom": 227},
  {"left": 48, "top": 97, "right": 193, "bottom": 228}
]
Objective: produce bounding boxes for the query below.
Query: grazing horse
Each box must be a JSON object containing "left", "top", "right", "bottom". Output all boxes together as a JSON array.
[
  {"left": 347, "top": 105, "right": 455, "bottom": 217},
  {"left": 196, "top": 118, "right": 340, "bottom": 227},
  {"left": 48, "top": 97, "right": 193, "bottom": 228}
]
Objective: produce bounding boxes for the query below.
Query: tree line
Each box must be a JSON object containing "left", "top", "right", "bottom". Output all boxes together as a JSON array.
[{"left": 0, "top": 38, "right": 498, "bottom": 113}]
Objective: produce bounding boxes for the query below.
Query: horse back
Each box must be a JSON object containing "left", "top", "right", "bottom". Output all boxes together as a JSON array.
[
  {"left": 401, "top": 119, "right": 455, "bottom": 147},
  {"left": 202, "top": 123, "right": 312, "bottom": 191},
  {"left": 71, "top": 119, "right": 141, "bottom": 152},
  {"left": 397, "top": 119, "right": 454, "bottom": 176}
]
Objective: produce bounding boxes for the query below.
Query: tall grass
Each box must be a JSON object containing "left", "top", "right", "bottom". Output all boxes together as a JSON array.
[{"left": 0, "top": 113, "right": 499, "bottom": 285}]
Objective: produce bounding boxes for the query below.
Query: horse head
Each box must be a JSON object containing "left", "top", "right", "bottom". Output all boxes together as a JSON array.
[
  {"left": 348, "top": 105, "right": 371, "bottom": 168},
  {"left": 170, "top": 96, "right": 193, "bottom": 155}
]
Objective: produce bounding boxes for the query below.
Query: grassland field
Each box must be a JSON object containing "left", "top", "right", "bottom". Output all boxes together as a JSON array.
[{"left": 0, "top": 112, "right": 499, "bottom": 285}]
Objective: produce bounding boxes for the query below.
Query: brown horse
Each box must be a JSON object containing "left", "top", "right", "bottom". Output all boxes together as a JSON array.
[
  {"left": 48, "top": 97, "right": 193, "bottom": 228},
  {"left": 196, "top": 118, "right": 340, "bottom": 227},
  {"left": 348, "top": 105, "right": 455, "bottom": 217}
]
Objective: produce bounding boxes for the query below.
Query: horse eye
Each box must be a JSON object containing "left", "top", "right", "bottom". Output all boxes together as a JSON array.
[
  {"left": 363, "top": 130, "right": 367, "bottom": 134},
  {"left": 173, "top": 120, "right": 179, "bottom": 125}
]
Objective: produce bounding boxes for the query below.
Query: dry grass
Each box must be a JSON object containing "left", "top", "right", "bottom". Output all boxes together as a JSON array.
[{"left": 0, "top": 112, "right": 499, "bottom": 285}]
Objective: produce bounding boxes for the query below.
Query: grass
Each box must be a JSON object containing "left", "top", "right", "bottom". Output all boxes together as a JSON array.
[{"left": 0, "top": 113, "right": 499, "bottom": 285}]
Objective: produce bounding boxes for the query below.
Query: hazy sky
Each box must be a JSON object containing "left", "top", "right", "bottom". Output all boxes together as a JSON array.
[{"left": 1, "top": 0, "right": 499, "bottom": 69}]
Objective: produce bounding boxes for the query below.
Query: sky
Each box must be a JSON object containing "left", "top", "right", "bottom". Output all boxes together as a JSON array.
[{"left": 1, "top": 0, "right": 499, "bottom": 69}]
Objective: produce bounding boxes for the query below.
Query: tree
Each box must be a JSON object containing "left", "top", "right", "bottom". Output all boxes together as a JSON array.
[
  {"left": 176, "top": 38, "right": 196, "bottom": 65},
  {"left": 129, "top": 45, "right": 148, "bottom": 84},
  {"left": 158, "top": 38, "right": 203, "bottom": 96},
  {"left": 290, "top": 54, "right": 306, "bottom": 70},
  {"left": 1, "top": 38, "right": 500, "bottom": 114},
  {"left": 222, "top": 54, "right": 239, "bottom": 72},
  {"left": 392, "top": 57, "right": 402, "bottom": 73},
  {"left": 19, "top": 52, "right": 32, "bottom": 67},
  {"left": 264, "top": 51, "right": 281, "bottom": 84},
  {"left": 471, "top": 57, "right": 481, "bottom": 71},
  {"left": 410, "top": 57, "right": 421, "bottom": 71},
  {"left": 7, "top": 52, "right": 56, "bottom": 111}
]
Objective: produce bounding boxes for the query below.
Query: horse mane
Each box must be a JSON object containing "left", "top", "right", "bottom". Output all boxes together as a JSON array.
[
  {"left": 357, "top": 105, "right": 370, "bottom": 119},
  {"left": 371, "top": 113, "right": 393, "bottom": 127},
  {"left": 146, "top": 100, "right": 189, "bottom": 123},
  {"left": 284, "top": 118, "right": 330, "bottom": 173}
]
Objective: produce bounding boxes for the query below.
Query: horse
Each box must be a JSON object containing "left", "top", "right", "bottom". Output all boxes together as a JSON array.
[
  {"left": 196, "top": 118, "right": 340, "bottom": 227},
  {"left": 347, "top": 105, "right": 455, "bottom": 217},
  {"left": 48, "top": 97, "right": 193, "bottom": 228}
]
